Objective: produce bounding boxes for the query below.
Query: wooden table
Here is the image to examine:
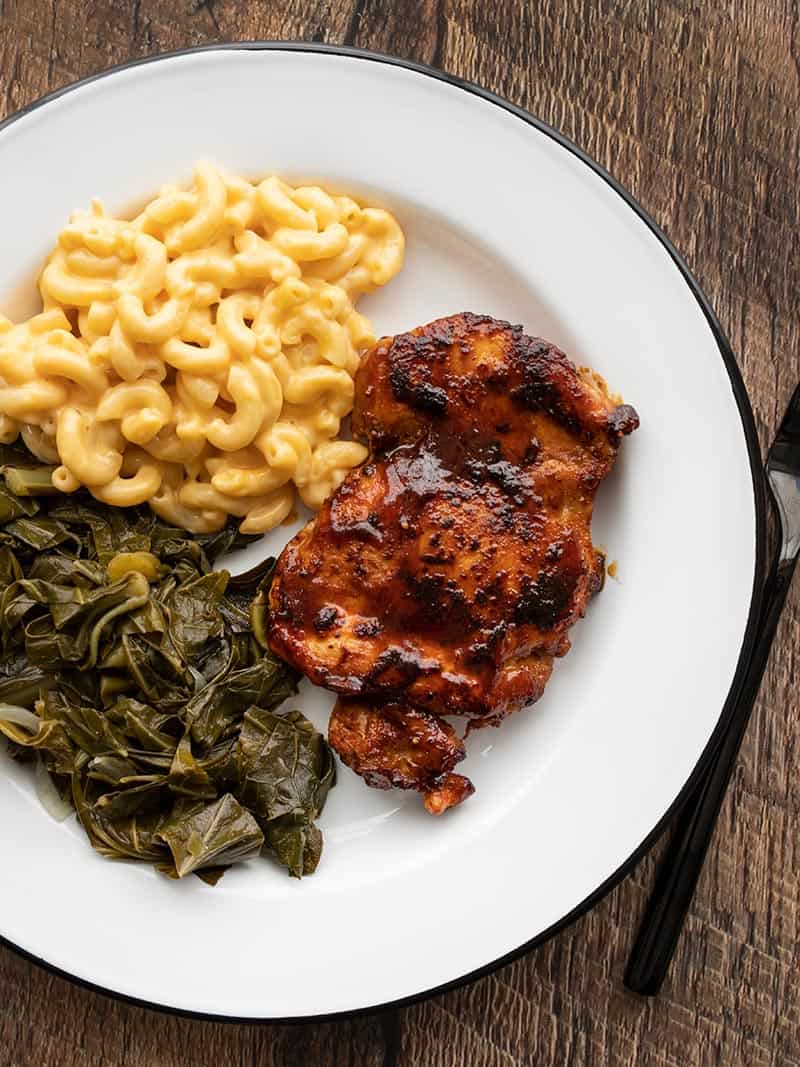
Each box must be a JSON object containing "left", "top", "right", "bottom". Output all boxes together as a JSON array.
[{"left": 0, "top": 2, "right": 798, "bottom": 1064}]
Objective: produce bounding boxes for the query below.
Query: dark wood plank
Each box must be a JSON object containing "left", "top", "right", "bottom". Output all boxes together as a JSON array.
[{"left": 1, "top": 1, "right": 798, "bottom": 1064}]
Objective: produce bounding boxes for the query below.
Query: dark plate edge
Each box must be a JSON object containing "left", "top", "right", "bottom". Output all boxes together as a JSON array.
[{"left": 0, "top": 40, "right": 768, "bottom": 1024}]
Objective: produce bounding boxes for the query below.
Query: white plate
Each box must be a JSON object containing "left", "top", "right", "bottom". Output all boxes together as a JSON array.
[{"left": 0, "top": 45, "right": 764, "bottom": 1019}]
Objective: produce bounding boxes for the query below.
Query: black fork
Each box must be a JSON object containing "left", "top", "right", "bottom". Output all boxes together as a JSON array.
[{"left": 624, "top": 381, "right": 800, "bottom": 995}]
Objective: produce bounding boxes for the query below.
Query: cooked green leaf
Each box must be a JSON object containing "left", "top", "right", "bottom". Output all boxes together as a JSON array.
[
  {"left": 0, "top": 546, "right": 22, "bottom": 584},
  {"left": 165, "top": 571, "right": 228, "bottom": 658},
  {"left": 93, "top": 776, "right": 171, "bottom": 819},
  {"left": 4, "top": 516, "right": 78, "bottom": 552},
  {"left": 0, "top": 663, "right": 58, "bottom": 706},
  {"left": 0, "top": 485, "right": 39, "bottom": 524},
  {"left": 267, "top": 819, "right": 324, "bottom": 878},
  {"left": 247, "top": 561, "right": 277, "bottom": 650},
  {"left": 87, "top": 754, "right": 142, "bottom": 786},
  {"left": 43, "top": 692, "right": 129, "bottom": 757},
  {"left": 168, "top": 732, "right": 216, "bottom": 800},
  {"left": 106, "top": 697, "right": 178, "bottom": 753},
  {"left": 156, "top": 793, "right": 264, "bottom": 877},
  {"left": 72, "top": 772, "right": 171, "bottom": 862},
  {"left": 121, "top": 632, "right": 190, "bottom": 701},
  {"left": 187, "top": 658, "right": 298, "bottom": 748},
  {"left": 3, "top": 466, "right": 60, "bottom": 497},
  {"left": 237, "top": 706, "right": 335, "bottom": 877}
]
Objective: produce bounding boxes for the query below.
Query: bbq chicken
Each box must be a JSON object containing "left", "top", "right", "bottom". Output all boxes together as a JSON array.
[{"left": 269, "top": 313, "right": 638, "bottom": 813}]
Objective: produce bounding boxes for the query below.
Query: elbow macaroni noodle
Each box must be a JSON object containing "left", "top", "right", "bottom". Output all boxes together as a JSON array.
[{"left": 0, "top": 163, "right": 404, "bottom": 533}]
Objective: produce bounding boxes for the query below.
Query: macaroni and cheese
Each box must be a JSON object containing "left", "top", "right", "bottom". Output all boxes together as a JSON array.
[{"left": 0, "top": 163, "right": 405, "bottom": 533}]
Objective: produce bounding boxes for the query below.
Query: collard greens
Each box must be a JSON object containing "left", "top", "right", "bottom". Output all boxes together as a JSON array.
[{"left": 0, "top": 441, "right": 334, "bottom": 881}]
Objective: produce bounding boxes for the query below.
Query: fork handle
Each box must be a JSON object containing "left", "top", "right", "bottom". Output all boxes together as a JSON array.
[{"left": 624, "top": 553, "right": 794, "bottom": 995}]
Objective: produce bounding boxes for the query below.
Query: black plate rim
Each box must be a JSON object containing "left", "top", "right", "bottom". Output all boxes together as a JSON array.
[{"left": 0, "top": 40, "right": 768, "bottom": 1024}]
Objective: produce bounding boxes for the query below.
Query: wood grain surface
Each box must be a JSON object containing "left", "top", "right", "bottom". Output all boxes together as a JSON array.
[{"left": 0, "top": 2, "right": 798, "bottom": 1064}]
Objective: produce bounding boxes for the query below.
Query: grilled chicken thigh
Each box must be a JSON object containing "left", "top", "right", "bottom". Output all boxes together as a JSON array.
[{"left": 269, "top": 313, "right": 638, "bottom": 811}]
